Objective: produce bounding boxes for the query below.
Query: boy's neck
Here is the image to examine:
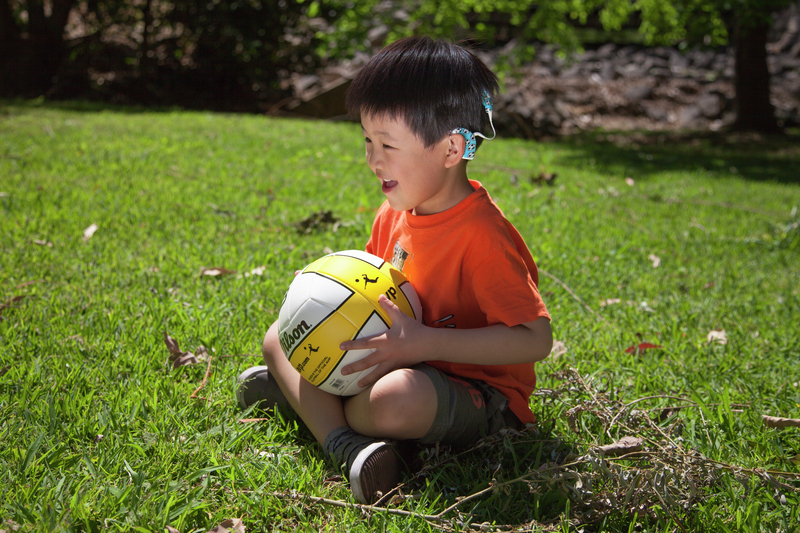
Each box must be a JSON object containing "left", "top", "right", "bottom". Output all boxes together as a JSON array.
[{"left": 412, "top": 167, "right": 473, "bottom": 216}]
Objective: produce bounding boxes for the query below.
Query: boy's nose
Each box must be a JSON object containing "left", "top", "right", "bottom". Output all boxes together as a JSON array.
[{"left": 366, "top": 146, "right": 381, "bottom": 170}]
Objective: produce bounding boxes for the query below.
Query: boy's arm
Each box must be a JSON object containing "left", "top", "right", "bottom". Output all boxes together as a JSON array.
[{"left": 339, "top": 294, "right": 553, "bottom": 388}]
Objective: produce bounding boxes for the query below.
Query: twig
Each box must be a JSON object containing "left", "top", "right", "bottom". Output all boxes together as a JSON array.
[
  {"left": 16, "top": 279, "right": 45, "bottom": 289},
  {"left": 267, "top": 491, "right": 447, "bottom": 522},
  {"left": 190, "top": 355, "right": 213, "bottom": 400},
  {"left": 539, "top": 269, "right": 615, "bottom": 329},
  {"left": 608, "top": 395, "right": 697, "bottom": 433},
  {"left": 762, "top": 415, "right": 800, "bottom": 428}
]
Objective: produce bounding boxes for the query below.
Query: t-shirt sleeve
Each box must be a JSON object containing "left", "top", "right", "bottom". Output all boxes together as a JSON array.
[{"left": 468, "top": 239, "right": 550, "bottom": 328}]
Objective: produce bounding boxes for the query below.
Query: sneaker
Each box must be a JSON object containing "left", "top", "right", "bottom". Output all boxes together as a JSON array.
[
  {"left": 236, "top": 365, "right": 289, "bottom": 411},
  {"left": 349, "top": 441, "right": 401, "bottom": 505}
]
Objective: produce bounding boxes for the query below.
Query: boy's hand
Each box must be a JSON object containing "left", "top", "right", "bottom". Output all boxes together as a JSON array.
[{"left": 339, "top": 294, "right": 427, "bottom": 388}]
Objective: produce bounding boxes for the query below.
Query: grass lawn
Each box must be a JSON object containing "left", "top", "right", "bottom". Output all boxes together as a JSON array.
[{"left": 1, "top": 100, "right": 799, "bottom": 532}]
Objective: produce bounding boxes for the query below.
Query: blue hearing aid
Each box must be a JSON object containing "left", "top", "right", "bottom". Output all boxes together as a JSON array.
[{"left": 452, "top": 89, "right": 497, "bottom": 160}]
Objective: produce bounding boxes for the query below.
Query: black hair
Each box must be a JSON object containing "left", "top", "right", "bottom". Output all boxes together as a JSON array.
[{"left": 346, "top": 36, "right": 499, "bottom": 149}]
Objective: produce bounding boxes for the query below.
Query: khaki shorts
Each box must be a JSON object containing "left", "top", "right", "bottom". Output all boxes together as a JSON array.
[{"left": 414, "top": 363, "right": 522, "bottom": 447}]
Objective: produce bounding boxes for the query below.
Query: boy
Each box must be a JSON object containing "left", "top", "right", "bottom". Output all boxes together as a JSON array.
[{"left": 237, "top": 36, "right": 552, "bottom": 505}]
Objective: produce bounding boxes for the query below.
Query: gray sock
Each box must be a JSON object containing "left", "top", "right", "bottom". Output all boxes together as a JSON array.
[{"left": 323, "top": 426, "right": 382, "bottom": 474}]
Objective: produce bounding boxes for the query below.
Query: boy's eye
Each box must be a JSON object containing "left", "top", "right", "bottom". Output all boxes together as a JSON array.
[
  {"left": 383, "top": 144, "right": 394, "bottom": 149},
  {"left": 364, "top": 137, "right": 372, "bottom": 144}
]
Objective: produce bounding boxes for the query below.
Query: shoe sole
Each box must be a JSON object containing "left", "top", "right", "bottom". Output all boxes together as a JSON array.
[{"left": 349, "top": 442, "right": 400, "bottom": 504}]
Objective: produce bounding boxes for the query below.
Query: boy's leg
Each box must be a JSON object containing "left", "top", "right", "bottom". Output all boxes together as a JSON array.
[
  {"left": 260, "top": 321, "right": 402, "bottom": 504},
  {"left": 261, "top": 320, "right": 348, "bottom": 443},
  {"left": 348, "top": 364, "right": 512, "bottom": 448},
  {"left": 343, "top": 367, "right": 438, "bottom": 440}
]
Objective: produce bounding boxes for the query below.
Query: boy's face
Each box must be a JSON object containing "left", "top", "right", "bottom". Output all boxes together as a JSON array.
[{"left": 361, "top": 113, "right": 470, "bottom": 215}]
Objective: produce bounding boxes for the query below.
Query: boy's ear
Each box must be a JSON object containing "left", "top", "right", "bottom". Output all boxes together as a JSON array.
[{"left": 445, "top": 132, "right": 465, "bottom": 168}]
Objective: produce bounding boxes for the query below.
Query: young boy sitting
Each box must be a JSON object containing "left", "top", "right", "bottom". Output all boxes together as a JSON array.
[{"left": 237, "top": 36, "right": 552, "bottom": 505}]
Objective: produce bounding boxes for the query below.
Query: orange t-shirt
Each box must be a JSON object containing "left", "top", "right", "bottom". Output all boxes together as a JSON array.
[{"left": 365, "top": 180, "right": 550, "bottom": 424}]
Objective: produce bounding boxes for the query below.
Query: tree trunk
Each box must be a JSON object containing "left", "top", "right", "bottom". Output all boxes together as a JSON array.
[{"left": 731, "top": 17, "right": 782, "bottom": 133}]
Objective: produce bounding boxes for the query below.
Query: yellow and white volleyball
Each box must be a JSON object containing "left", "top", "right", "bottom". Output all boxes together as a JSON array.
[{"left": 277, "top": 250, "right": 422, "bottom": 396}]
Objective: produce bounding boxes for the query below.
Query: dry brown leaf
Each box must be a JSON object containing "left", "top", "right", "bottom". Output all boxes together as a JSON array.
[
  {"left": 201, "top": 267, "right": 237, "bottom": 277},
  {"left": 532, "top": 171, "right": 558, "bottom": 186},
  {"left": 165, "top": 526, "right": 181, "bottom": 533},
  {"left": 33, "top": 239, "right": 53, "bottom": 247},
  {"left": 790, "top": 454, "right": 800, "bottom": 465},
  {"left": 648, "top": 254, "right": 661, "bottom": 268},
  {"left": 707, "top": 329, "right": 728, "bottom": 345},
  {"left": 83, "top": 223, "right": 99, "bottom": 241},
  {"left": 600, "top": 298, "right": 622, "bottom": 307},
  {"left": 163, "top": 331, "right": 199, "bottom": 370},
  {"left": 164, "top": 331, "right": 183, "bottom": 356},
  {"left": 206, "top": 519, "right": 245, "bottom": 533},
  {"left": 762, "top": 415, "right": 800, "bottom": 428},
  {"left": 296, "top": 210, "right": 339, "bottom": 234},
  {"left": 549, "top": 340, "right": 568, "bottom": 360},
  {"left": 0, "top": 295, "right": 26, "bottom": 318},
  {"left": 195, "top": 345, "right": 209, "bottom": 362},
  {"left": 597, "top": 436, "right": 644, "bottom": 457}
]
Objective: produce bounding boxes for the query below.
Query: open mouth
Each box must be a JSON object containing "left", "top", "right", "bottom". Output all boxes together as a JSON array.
[{"left": 381, "top": 179, "right": 398, "bottom": 193}]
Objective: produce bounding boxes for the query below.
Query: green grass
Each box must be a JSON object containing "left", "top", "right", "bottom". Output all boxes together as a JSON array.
[{"left": 1, "top": 100, "right": 799, "bottom": 532}]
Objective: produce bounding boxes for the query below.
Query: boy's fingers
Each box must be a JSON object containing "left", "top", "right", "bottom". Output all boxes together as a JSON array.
[{"left": 378, "top": 293, "right": 400, "bottom": 312}]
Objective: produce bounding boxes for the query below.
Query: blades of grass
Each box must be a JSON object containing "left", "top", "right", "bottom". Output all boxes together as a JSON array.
[{"left": 21, "top": 432, "right": 45, "bottom": 475}]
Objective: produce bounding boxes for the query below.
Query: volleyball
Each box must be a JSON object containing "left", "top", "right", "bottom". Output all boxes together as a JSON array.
[{"left": 277, "top": 250, "right": 422, "bottom": 396}]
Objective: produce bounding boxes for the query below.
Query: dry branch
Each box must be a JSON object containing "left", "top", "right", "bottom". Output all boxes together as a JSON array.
[{"left": 763, "top": 415, "right": 800, "bottom": 428}]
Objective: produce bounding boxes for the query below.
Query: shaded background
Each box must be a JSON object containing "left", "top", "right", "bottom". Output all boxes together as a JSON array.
[{"left": 2, "top": 0, "right": 799, "bottom": 134}]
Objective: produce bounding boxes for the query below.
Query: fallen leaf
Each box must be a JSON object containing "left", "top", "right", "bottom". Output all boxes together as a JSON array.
[
  {"left": 600, "top": 298, "right": 622, "bottom": 307},
  {"left": 195, "top": 345, "right": 209, "bottom": 362},
  {"left": 0, "top": 295, "right": 26, "bottom": 318},
  {"left": 164, "top": 331, "right": 182, "bottom": 356},
  {"left": 0, "top": 192, "right": 8, "bottom": 197},
  {"left": 707, "top": 329, "right": 728, "bottom": 345},
  {"left": 597, "top": 436, "right": 643, "bottom": 457},
  {"left": 201, "top": 267, "right": 236, "bottom": 277},
  {"left": 790, "top": 454, "right": 800, "bottom": 465},
  {"left": 762, "top": 415, "right": 800, "bottom": 428},
  {"left": 248, "top": 266, "right": 266, "bottom": 276},
  {"left": 703, "top": 282, "right": 715, "bottom": 289},
  {"left": 648, "top": 254, "right": 661, "bottom": 268},
  {"left": 296, "top": 210, "right": 338, "bottom": 234},
  {"left": 639, "top": 301, "right": 655, "bottom": 313},
  {"left": 625, "top": 342, "right": 663, "bottom": 354},
  {"left": 33, "top": 239, "right": 53, "bottom": 247},
  {"left": 83, "top": 223, "right": 99, "bottom": 241},
  {"left": 163, "top": 331, "right": 199, "bottom": 370},
  {"left": 206, "top": 519, "right": 245, "bottom": 533},
  {"left": 238, "top": 266, "right": 266, "bottom": 279},
  {"left": 166, "top": 527, "right": 181, "bottom": 533},
  {"left": 625, "top": 177, "right": 635, "bottom": 186},
  {"left": 532, "top": 171, "right": 558, "bottom": 186},
  {"left": 549, "top": 340, "right": 568, "bottom": 359},
  {"left": 0, "top": 519, "right": 21, "bottom": 533}
]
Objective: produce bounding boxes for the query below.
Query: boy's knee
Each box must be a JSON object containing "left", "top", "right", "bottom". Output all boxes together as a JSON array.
[
  {"left": 262, "top": 322, "right": 283, "bottom": 365},
  {"left": 346, "top": 369, "right": 436, "bottom": 435}
]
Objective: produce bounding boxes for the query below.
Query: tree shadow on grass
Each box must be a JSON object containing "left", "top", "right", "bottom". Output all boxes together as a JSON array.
[{"left": 551, "top": 129, "right": 800, "bottom": 185}]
